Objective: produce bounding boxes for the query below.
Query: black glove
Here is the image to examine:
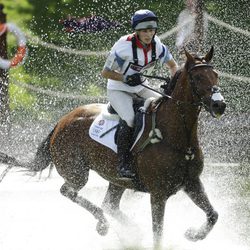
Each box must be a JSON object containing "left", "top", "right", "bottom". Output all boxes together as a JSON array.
[{"left": 125, "top": 73, "right": 142, "bottom": 86}]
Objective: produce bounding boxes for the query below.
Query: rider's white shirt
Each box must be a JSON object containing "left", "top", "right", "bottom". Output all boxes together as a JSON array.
[{"left": 104, "top": 34, "right": 173, "bottom": 93}]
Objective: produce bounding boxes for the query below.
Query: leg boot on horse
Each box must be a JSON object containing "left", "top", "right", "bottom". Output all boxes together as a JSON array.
[{"left": 117, "top": 120, "right": 135, "bottom": 180}]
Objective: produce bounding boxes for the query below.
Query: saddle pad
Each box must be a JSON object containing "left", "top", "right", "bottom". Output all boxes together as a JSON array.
[
  {"left": 89, "top": 112, "right": 119, "bottom": 152},
  {"left": 89, "top": 105, "right": 146, "bottom": 153}
]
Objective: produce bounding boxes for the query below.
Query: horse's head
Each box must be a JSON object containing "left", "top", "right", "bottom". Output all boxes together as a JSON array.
[{"left": 184, "top": 47, "right": 226, "bottom": 118}]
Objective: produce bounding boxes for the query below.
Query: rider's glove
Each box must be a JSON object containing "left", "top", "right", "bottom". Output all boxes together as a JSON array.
[{"left": 124, "top": 73, "right": 143, "bottom": 86}]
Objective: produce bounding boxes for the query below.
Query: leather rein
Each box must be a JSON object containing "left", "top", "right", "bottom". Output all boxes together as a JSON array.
[
  {"left": 140, "top": 63, "right": 215, "bottom": 158},
  {"left": 143, "top": 62, "right": 214, "bottom": 107}
]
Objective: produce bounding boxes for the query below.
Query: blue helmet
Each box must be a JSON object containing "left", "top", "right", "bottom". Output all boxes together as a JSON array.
[{"left": 131, "top": 9, "right": 158, "bottom": 30}]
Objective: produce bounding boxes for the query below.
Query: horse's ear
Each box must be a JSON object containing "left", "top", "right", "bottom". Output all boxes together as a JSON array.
[
  {"left": 204, "top": 46, "right": 214, "bottom": 62},
  {"left": 184, "top": 48, "right": 195, "bottom": 64}
]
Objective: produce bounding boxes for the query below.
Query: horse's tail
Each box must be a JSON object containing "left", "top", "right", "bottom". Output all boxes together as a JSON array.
[
  {"left": 0, "top": 151, "right": 23, "bottom": 167},
  {"left": 28, "top": 128, "right": 56, "bottom": 172},
  {"left": 0, "top": 127, "right": 55, "bottom": 172}
]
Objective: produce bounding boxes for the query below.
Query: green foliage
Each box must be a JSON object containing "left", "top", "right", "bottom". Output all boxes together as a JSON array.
[
  {"left": 0, "top": 0, "right": 32, "bottom": 26},
  {"left": 9, "top": 83, "right": 36, "bottom": 110}
]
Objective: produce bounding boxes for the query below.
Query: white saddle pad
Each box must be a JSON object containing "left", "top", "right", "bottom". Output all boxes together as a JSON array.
[{"left": 89, "top": 104, "right": 146, "bottom": 153}]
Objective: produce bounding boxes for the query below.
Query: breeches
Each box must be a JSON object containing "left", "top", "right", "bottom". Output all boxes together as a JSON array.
[{"left": 107, "top": 88, "right": 162, "bottom": 127}]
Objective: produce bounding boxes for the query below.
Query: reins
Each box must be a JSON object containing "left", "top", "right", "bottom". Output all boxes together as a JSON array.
[
  {"left": 139, "top": 63, "right": 214, "bottom": 154},
  {"left": 142, "top": 74, "right": 201, "bottom": 107},
  {"left": 143, "top": 62, "right": 214, "bottom": 107}
]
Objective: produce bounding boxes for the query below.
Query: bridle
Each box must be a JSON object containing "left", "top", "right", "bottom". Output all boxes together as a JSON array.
[
  {"left": 140, "top": 60, "right": 224, "bottom": 158},
  {"left": 143, "top": 62, "right": 219, "bottom": 108},
  {"left": 143, "top": 61, "right": 223, "bottom": 119},
  {"left": 187, "top": 62, "right": 222, "bottom": 113}
]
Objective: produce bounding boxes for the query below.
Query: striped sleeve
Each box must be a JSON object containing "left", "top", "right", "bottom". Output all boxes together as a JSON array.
[
  {"left": 159, "top": 44, "right": 173, "bottom": 64},
  {"left": 103, "top": 38, "right": 126, "bottom": 71}
]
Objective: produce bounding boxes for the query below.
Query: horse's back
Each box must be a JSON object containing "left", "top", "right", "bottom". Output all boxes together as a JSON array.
[
  {"left": 51, "top": 103, "right": 105, "bottom": 145},
  {"left": 63, "top": 103, "right": 104, "bottom": 121}
]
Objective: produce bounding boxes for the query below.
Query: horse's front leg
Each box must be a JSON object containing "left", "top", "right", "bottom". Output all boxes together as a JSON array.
[
  {"left": 150, "top": 194, "right": 167, "bottom": 249},
  {"left": 183, "top": 177, "right": 218, "bottom": 241}
]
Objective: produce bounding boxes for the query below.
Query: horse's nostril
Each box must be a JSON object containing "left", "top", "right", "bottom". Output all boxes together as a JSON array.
[
  {"left": 212, "top": 101, "right": 226, "bottom": 109},
  {"left": 211, "top": 101, "right": 226, "bottom": 117},
  {"left": 221, "top": 102, "right": 226, "bottom": 112}
]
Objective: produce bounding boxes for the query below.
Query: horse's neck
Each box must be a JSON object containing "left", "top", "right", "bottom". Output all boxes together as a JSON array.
[
  {"left": 171, "top": 71, "right": 200, "bottom": 119},
  {"left": 158, "top": 97, "right": 199, "bottom": 128},
  {"left": 156, "top": 74, "right": 200, "bottom": 147},
  {"left": 157, "top": 100, "right": 200, "bottom": 149},
  {"left": 171, "top": 71, "right": 192, "bottom": 103}
]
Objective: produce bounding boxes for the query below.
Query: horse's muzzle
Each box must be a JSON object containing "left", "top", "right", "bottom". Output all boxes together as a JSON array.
[
  {"left": 210, "top": 100, "right": 226, "bottom": 118},
  {"left": 206, "top": 89, "right": 226, "bottom": 118}
]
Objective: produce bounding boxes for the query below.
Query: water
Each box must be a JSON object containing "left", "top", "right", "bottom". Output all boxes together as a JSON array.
[{"left": 0, "top": 162, "right": 249, "bottom": 250}]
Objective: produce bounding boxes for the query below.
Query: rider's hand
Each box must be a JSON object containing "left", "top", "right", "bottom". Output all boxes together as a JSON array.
[{"left": 125, "top": 73, "right": 143, "bottom": 86}]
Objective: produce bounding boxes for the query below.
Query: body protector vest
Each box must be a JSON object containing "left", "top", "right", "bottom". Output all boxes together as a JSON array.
[{"left": 124, "top": 35, "right": 157, "bottom": 82}]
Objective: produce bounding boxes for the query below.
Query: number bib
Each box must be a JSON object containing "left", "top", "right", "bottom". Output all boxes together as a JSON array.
[{"left": 124, "top": 61, "right": 157, "bottom": 81}]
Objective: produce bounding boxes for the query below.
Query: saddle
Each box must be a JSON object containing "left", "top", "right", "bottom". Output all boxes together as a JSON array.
[{"left": 89, "top": 97, "right": 157, "bottom": 153}]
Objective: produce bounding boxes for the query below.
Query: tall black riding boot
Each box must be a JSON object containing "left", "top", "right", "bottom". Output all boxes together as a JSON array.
[{"left": 117, "top": 120, "right": 135, "bottom": 180}]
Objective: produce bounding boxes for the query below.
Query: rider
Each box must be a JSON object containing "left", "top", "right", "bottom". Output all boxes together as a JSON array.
[{"left": 101, "top": 9, "right": 178, "bottom": 180}]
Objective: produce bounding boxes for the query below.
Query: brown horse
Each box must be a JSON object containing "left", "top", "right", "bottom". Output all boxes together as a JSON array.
[{"left": 0, "top": 47, "right": 226, "bottom": 248}]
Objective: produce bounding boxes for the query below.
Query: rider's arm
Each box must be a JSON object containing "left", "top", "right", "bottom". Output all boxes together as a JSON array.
[
  {"left": 166, "top": 59, "right": 179, "bottom": 77},
  {"left": 101, "top": 68, "right": 124, "bottom": 82},
  {"left": 101, "top": 45, "right": 126, "bottom": 82},
  {"left": 156, "top": 37, "right": 179, "bottom": 77}
]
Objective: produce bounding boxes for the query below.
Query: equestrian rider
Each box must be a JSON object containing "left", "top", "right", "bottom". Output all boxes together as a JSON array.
[{"left": 101, "top": 9, "right": 178, "bottom": 180}]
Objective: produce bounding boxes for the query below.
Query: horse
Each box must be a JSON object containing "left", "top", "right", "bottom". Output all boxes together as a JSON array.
[{"left": 0, "top": 47, "right": 226, "bottom": 249}]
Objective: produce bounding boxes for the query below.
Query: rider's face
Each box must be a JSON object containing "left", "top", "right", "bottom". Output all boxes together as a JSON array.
[{"left": 137, "top": 29, "right": 156, "bottom": 45}]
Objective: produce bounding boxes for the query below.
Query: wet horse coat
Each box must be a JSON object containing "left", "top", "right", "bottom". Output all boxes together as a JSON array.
[{"left": 0, "top": 48, "right": 226, "bottom": 248}]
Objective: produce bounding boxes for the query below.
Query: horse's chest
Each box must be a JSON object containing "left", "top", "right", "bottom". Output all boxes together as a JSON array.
[{"left": 139, "top": 151, "right": 202, "bottom": 193}]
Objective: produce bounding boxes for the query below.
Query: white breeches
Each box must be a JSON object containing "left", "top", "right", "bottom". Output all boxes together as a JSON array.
[{"left": 107, "top": 88, "right": 162, "bottom": 127}]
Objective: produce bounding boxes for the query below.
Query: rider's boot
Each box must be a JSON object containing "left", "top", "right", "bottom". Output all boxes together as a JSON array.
[{"left": 117, "top": 120, "right": 135, "bottom": 180}]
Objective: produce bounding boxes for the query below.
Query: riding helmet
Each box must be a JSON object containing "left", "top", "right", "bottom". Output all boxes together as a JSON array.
[{"left": 131, "top": 9, "right": 158, "bottom": 30}]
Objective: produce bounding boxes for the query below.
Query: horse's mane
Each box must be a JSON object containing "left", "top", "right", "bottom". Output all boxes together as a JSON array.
[
  {"left": 160, "top": 67, "right": 183, "bottom": 96},
  {"left": 160, "top": 52, "right": 211, "bottom": 98}
]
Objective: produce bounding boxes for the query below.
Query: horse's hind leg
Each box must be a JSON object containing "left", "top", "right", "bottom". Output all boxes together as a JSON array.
[
  {"left": 60, "top": 182, "right": 109, "bottom": 236},
  {"left": 102, "top": 182, "right": 136, "bottom": 225},
  {"left": 102, "top": 182, "right": 126, "bottom": 212},
  {"left": 183, "top": 177, "right": 218, "bottom": 241}
]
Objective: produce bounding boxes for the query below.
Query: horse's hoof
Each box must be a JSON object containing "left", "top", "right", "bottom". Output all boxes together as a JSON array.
[
  {"left": 96, "top": 219, "right": 109, "bottom": 236},
  {"left": 185, "top": 227, "right": 206, "bottom": 241}
]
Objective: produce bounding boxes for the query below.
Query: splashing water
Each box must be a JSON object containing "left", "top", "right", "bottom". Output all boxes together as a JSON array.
[{"left": 0, "top": 136, "right": 249, "bottom": 250}]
